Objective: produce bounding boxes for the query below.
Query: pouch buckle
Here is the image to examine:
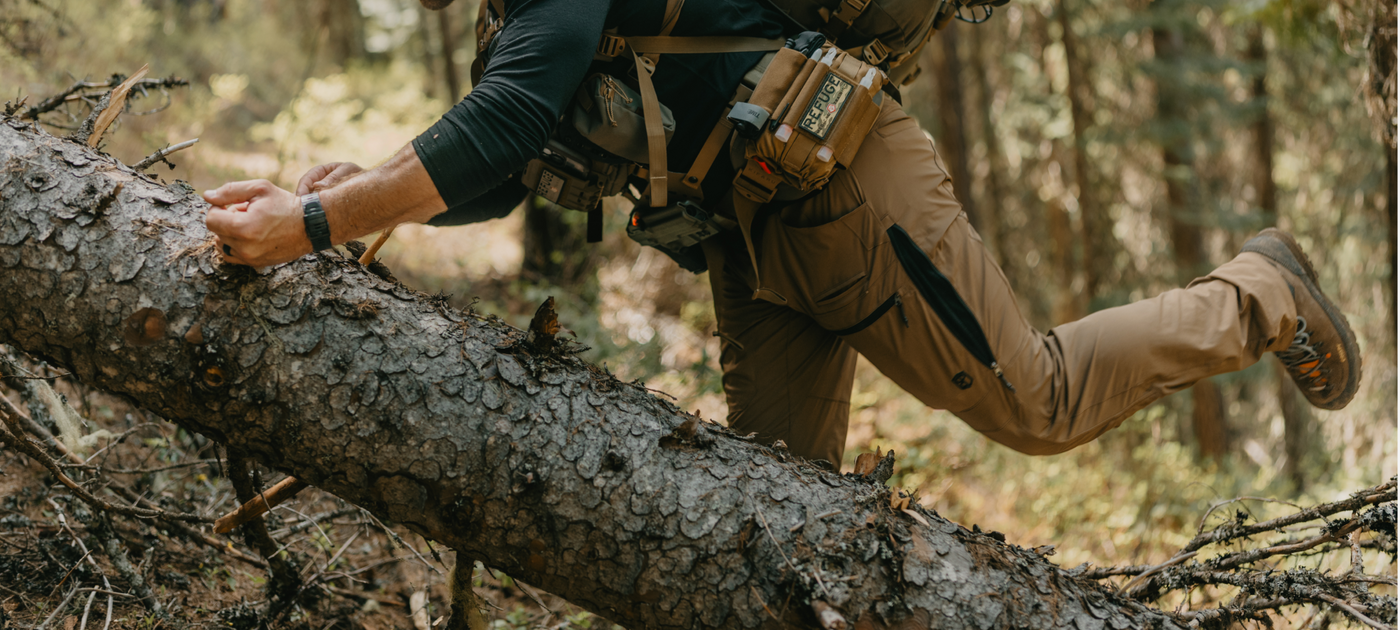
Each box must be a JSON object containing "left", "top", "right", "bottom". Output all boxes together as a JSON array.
[
  {"left": 861, "top": 38, "right": 891, "bottom": 65},
  {"left": 597, "top": 33, "right": 627, "bottom": 58}
]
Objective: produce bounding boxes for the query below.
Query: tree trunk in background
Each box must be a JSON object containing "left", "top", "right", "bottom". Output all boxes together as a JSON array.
[
  {"left": 521, "top": 199, "right": 590, "bottom": 286},
  {"left": 1247, "top": 25, "right": 1309, "bottom": 491},
  {"left": 1383, "top": 146, "right": 1394, "bottom": 350},
  {"left": 1035, "top": 9, "right": 1082, "bottom": 324},
  {"left": 1153, "top": 13, "right": 1228, "bottom": 459},
  {"left": 417, "top": 3, "right": 439, "bottom": 100},
  {"left": 930, "top": 24, "right": 979, "bottom": 232},
  {"left": 968, "top": 25, "right": 1007, "bottom": 266},
  {"left": 1057, "top": 0, "right": 1110, "bottom": 311},
  {"left": 320, "top": 0, "right": 365, "bottom": 67},
  {"left": 1047, "top": 194, "right": 1079, "bottom": 324},
  {"left": 1383, "top": 146, "right": 1394, "bottom": 344},
  {"left": 439, "top": 8, "right": 462, "bottom": 102},
  {"left": 0, "top": 119, "right": 1191, "bottom": 630}
]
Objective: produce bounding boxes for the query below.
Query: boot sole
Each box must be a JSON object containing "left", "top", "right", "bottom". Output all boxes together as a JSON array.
[{"left": 1241, "top": 228, "right": 1362, "bottom": 410}]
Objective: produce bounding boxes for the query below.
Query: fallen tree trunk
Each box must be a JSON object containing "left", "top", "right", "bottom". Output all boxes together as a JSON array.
[{"left": 0, "top": 116, "right": 1186, "bottom": 630}]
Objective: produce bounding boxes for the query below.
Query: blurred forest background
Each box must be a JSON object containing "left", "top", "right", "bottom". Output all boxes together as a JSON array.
[{"left": 0, "top": 0, "right": 1396, "bottom": 628}]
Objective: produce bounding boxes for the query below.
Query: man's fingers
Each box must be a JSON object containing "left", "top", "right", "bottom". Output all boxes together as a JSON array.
[
  {"left": 203, "top": 180, "right": 270, "bottom": 207},
  {"left": 212, "top": 237, "right": 252, "bottom": 267},
  {"left": 206, "top": 207, "right": 250, "bottom": 241},
  {"left": 296, "top": 165, "right": 335, "bottom": 195}
]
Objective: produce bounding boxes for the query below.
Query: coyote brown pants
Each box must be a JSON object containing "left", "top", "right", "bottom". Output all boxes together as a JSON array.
[{"left": 703, "top": 100, "right": 1299, "bottom": 467}]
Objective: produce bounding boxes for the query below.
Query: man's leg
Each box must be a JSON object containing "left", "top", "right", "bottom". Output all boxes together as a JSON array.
[
  {"left": 750, "top": 100, "right": 1309, "bottom": 456},
  {"left": 884, "top": 215, "right": 1299, "bottom": 454},
  {"left": 702, "top": 233, "right": 858, "bottom": 466}
]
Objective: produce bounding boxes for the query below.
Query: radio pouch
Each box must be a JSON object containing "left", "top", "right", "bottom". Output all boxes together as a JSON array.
[
  {"left": 521, "top": 137, "right": 629, "bottom": 240},
  {"left": 571, "top": 74, "right": 675, "bottom": 164}
]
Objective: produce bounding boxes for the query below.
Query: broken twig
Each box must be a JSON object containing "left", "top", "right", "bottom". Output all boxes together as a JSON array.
[{"left": 133, "top": 138, "right": 198, "bottom": 171}]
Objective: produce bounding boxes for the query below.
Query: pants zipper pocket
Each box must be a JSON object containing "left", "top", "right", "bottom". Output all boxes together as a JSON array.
[
  {"left": 888, "top": 224, "right": 1016, "bottom": 392},
  {"left": 831, "top": 291, "right": 905, "bottom": 337}
]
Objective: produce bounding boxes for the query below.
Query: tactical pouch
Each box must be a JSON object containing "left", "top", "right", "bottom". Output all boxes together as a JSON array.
[
  {"left": 571, "top": 74, "right": 674, "bottom": 164},
  {"left": 738, "top": 44, "right": 886, "bottom": 196},
  {"left": 521, "top": 137, "right": 629, "bottom": 212}
]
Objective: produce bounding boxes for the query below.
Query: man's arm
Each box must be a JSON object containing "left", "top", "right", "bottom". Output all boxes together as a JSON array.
[
  {"left": 204, "top": 0, "right": 610, "bottom": 267},
  {"left": 204, "top": 145, "right": 445, "bottom": 267}
]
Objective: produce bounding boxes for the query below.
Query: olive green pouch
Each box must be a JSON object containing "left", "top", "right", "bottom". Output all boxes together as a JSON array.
[{"left": 571, "top": 74, "right": 675, "bottom": 164}]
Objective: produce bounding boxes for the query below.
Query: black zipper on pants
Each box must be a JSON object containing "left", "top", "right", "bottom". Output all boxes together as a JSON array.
[
  {"left": 887, "top": 224, "right": 1016, "bottom": 392},
  {"left": 831, "top": 291, "right": 908, "bottom": 337}
]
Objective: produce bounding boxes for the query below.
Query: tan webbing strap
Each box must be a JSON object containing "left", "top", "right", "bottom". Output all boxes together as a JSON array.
[
  {"left": 674, "top": 77, "right": 756, "bottom": 196},
  {"left": 730, "top": 160, "right": 787, "bottom": 304},
  {"left": 626, "top": 36, "right": 786, "bottom": 54},
  {"left": 627, "top": 36, "right": 781, "bottom": 206},
  {"left": 489, "top": 0, "right": 504, "bottom": 18},
  {"left": 660, "top": 0, "right": 685, "bottom": 37},
  {"left": 632, "top": 51, "right": 669, "bottom": 207}
]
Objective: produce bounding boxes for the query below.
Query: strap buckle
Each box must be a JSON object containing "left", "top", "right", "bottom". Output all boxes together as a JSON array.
[
  {"left": 597, "top": 33, "right": 627, "bottom": 58},
  {"left": 861, "top": 38, "right": 891, "bottom": 65},
  {"left": 733, "top": 160, "right": 781, "bottom": 204}
]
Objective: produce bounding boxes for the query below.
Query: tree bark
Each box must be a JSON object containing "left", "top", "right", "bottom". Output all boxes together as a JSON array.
[{"left": 0, "top": 118, "right": 1188, "bottom": 630}]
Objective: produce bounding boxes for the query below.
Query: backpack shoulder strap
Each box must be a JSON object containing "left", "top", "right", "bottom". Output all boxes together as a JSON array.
[{"left": 660, "top": 0, "right": 684, "bottom": 37}]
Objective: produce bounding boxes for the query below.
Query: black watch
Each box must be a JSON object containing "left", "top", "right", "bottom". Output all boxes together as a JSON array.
[{"left": 300, "top": 193, "right": 333, "bottom": 252}]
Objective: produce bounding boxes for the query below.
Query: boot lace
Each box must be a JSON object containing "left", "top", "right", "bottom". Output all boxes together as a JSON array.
[{"left": 1277, "top": 317, "right": 1330, "bottom": 392}]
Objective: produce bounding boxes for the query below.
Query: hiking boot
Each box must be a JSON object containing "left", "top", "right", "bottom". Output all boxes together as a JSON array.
[{"left": 1241, "top": 228, "right": 1361, "bottom": 410}]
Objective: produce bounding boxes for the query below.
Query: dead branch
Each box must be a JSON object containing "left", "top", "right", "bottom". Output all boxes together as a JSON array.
[
  {"left": 213, "top": 475, "right": 309, "bottom": 534},
  {"left": 19, "top": 75, "right": 189, "bottom": 122},
  {"left": 132, "top": 137, "right": 198, "bottom": 171},
  {"left": 225, "top": 451, "right": 305, "bottom": 617},
  {"left": 1088, "top": 479, "right": 1399, "bottom": 629},
  {"left": 0, "top": 407, "right": 211, "bottom": 524}
]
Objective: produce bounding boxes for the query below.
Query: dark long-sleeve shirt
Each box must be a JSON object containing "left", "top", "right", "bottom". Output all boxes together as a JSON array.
[{"left": 414, "top": 0, "right": 789, "bottom": 225}]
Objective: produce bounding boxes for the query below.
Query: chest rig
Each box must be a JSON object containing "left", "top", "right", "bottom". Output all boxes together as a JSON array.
[{"left": 472, "top": 0, "right": 982, "bottom": 281}]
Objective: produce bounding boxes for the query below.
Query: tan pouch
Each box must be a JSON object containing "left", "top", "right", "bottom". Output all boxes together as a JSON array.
[{"left": 742, "top": 44, "right": 886, "bottom": 194}]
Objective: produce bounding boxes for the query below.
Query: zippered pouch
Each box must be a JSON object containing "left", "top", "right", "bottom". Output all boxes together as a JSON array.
[{"left": 571, "top": 74, "right": 675, "bottom": 165}]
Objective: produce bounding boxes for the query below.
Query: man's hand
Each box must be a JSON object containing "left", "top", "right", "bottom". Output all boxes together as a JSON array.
[
  {"left": 202, "top": 145, "right": 447, "bottom": 267},
  {"left": 204, "top": 180, "right": 307, "bottom": 267},
  {"left": 296, "top": 162, "right": 364, "bottom": 195}
]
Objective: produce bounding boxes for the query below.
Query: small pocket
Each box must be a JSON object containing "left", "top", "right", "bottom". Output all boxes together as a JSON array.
[
  {"left": 759, "top": 201, "right": 890, "bottom": 317},
  {"left": 570, "top": 74, "right": 674, "bottom": 164}
]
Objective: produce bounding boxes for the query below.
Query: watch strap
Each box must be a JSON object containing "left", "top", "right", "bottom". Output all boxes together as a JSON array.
[{"left": 300, "top": 193, "right": 333, "bottom": 252}]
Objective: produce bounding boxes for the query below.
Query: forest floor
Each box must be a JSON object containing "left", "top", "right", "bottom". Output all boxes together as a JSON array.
[{"left": 0, "top": 393, "right": 606, "bottom": 630}]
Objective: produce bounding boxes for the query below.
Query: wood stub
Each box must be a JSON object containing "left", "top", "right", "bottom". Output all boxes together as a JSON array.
[{"left": 214, "top": 477, "right": 310, "bottom": 534}]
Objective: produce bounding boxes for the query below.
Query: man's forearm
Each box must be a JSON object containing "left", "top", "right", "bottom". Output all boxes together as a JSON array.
[{"left": 319, "top": 144, "right": 449, "bottom": 244}]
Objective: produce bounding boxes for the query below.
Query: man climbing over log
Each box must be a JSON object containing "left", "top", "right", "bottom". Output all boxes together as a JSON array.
[{"left": 203, "top": 0, "right": 1361, "bottom": 471}]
